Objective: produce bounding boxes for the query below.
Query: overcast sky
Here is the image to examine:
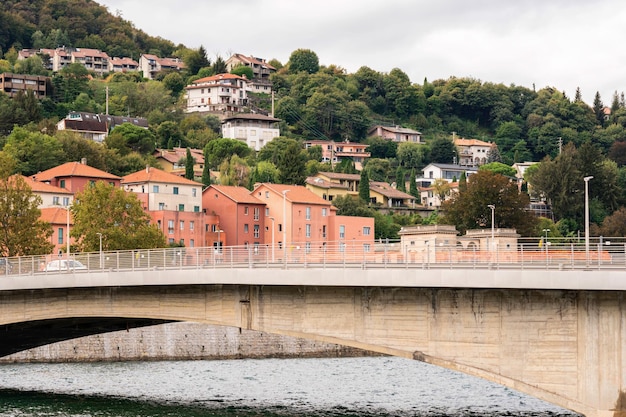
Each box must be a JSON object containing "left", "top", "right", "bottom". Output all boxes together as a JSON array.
[{"left": 98, "top": 0, "right": 625, "bottom": 106}]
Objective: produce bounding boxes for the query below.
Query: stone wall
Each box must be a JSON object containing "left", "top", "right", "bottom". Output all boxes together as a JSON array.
[{"left": 1, "top": 322, "right": 370, "bottom": 363}]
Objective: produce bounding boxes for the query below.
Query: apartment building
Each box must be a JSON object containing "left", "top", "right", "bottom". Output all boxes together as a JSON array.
[
  {"left": 185, "top": 73, "right": 248, "bottom": 114},
  {"left": 139, "top": 54, "right": 185, "bottom": 80},
  {"left": 304, "top": 140, "right": 371, "bottom": 170},
  {"left": 32, "top": 160, "right": 122, "bottom": 193},
  {"left": 221, "top": 113, "right": 281, "bottom": 151},
  {"left": 0, "top": 73, "right": 49, "bottom": 99},
  {"left": 121, "top": 167, "right": 204, "bottom": 247}
]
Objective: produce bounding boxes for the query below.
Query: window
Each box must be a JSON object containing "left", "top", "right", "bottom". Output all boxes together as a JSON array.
[
  {"left": 244, "top": 206, "right": 249, "bottom": 215},
  {"left": 265, "top": 207, "right": 270, "bottom": 216},
  {"left": 153, "top": 185, "right": 160, "bottom": 193},
  {"left": 190, "top": 239, "right": 195, "bottom": 248},
  {"left": 57, "top": 228, "right": 64, "bottom": 244},
  {"left": 168, "top": 220, "right": 174, "bottom": 234},
  {"left": 363, "top": 244, "right": 371, "bottom": 252},
  {"left": 178, "top": 204, "right": 184, "bottom": 211},
  {"left": 52, "top": 196, "right": 59, "bottom": 205},
  {"left": 322, "top": 208, "right": 327, "bottom": 217},
  {"left": 254, "top": 225, "right": 259, "bottom": 238},
  {"left": 244, "top": 224, "right": 249, "bottom": 233},
  {"left": 322, "top": 225, "right": 327, "bottom": 238},
  {"left": 62, "top": 197, "right": 70, "bottom": 206},
  {"left": 173, "top": 187, "right": 179, "bottom": 195},
  {"left": 189, "top": 221, "right": 194, "bottom": 231},
  {"left": 305, "top": 242, "right": 311, "bottom": 253},
  {"left": 279, "top": 224, "right": 283, "bottom": 232},
  {"left": 60, "top": 179, "right": 66, "bottom": 189},
  {"left": 254, "top": 207, "right": 259, "bottom": 220},
  {"left": 339, "top": 225, "right": 345, "bottom": 239},
  {"left": 192, "top": 188, "right": 197, "bottom": 197},
  {"left": 305, "top": 207, "right": 311, "bottom": 220},
  {"left": 179, "top": 220, "right": 184, "bottom": 231},
  {"left": 363, "top": 226, "right": 371, "bottom": 236},
  {"left": 159, "top": 202, "right": 165, "bottom": 210},
  {"left": 306, "top": 224, "right": 311, "bottom": 238},
  {"left": 265, "top": 191, "right": 270, "bottom": 198},
  {"left": 194, "top": 206, "right": 200, "bottom": 212}
]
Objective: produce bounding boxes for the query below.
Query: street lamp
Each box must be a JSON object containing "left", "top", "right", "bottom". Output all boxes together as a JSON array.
[
  {"left": 96, "top": 232, "right": 103, "bottom": 268},
  {"left": 487, "top": 204, "right": 495, "bottom": 251},
  {"left": 584, "top": 176, "right": 593, "bottom": 261},
  {"left": 282, "top": 189, "right": 290, "bottom": 261},
  {"left": 268, "top": 216, "right": 275, "bottom": 262}
]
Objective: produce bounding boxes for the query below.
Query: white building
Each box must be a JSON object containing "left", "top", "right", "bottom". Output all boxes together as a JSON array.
[
  {"left": 417, "top": 163, "right": 477, "bottom": 187},
  {"left": 454, "top": 138, "right": 493, "bottom": 167},
  {"left": 138, "top": 54, "right": 185, "bottom": 80},
  {"left": 221, "top": 114, "right": 281, "bottom": 151},
  {"left": 185, "top": 73, "right": 248, "bottom": 114}
]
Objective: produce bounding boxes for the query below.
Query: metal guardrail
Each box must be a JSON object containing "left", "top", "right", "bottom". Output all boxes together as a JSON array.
[{"left": 1, "top": 240, "right": 626, "bottom": 276}]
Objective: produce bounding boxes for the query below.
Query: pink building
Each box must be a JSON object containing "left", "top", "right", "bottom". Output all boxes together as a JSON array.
[
  {"left": 304, "top": 140, "right": 371, "bottom": 170},
  {"left": 33, "top": 160, "right": 121, "bottom": 194},
  {"left": 202, "top": 185, "right": 266, "bottom": 249}
]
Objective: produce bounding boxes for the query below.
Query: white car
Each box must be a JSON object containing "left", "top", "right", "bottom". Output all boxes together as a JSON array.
[{"left": 45, "top": 259, "right": 88, "bottom": 272}]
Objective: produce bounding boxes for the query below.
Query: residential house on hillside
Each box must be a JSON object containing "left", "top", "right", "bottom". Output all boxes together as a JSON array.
[
  {"left": 251, "top": 183, "right": 374, "bottom": 254},
  {"left": 108, "top": 57, "right": 139, "bottom": 73},
  {"left": 369, "top": 181, "right": 416, "bottom": 208},
  {"left": 454, "top": 138, "right": 493, "bottom": 167},
  {"left": 221, "top": 113, "right": 281, "bottom": 151},
  {"left": 139, "top": 54, "right": 185, "bottom": 80},
  {"left": 121, "top": 167, "right": 204, "bottom": 247},
  {"left": 0, "top": 73, "right": 49, "bottom": 99},
  {"left": 304, "top": 140, "right": 370, "bottom": 170},
  {"left": 305, "top": 172, "right": 360, "bottom": 201},
  {"left": 185, "top": 73, "right": 248, "bottom": 114},
  {"left": 153, "top": 147, "right": 205, "bottom": 178},
  {"left": 368, "top": 125, "right": 423, "bottom": 143},
  {"left": 225, "top": 54, "right": 275, "bottom": 93},
  {"left": 32, "top": 160, "right": 121, "bottom": 193},
  {"left": 56, "top": 112, "right": 148, "bottom": 142},
  {"left": 417, "top": 163, "right": 477, "bottom": 188},
  {"left": 71, "top": 48, "right": 110, "bottom": 75},
  {"left": 202, "top": 185, "right": 266, "bottom": 249},
  {"left": 420, "top": 181, "right": 458, "bottom": 208}
]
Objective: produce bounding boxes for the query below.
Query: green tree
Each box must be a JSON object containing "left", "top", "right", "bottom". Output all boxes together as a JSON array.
[
  {"left": 71, "top": 182, "right": 166, "bottom": 252},
  {"left": 231, "top": 64, "right": 254, "bottom": 80},
  {"left": 106, "top": 123, "right": 156, "bottom": 156},
  {"left": 277, "top": 141, "right": 307, "bottom": 185},
  {"left": 185, "top": 147, "right": 194, "bottom": 180},
  {"left": 441, "top": 170, "right": 537, "bottom": 236},
  {"left": 3, "top": 127, "right": 64, "bottom": 176},
  {"left": 479, "top": 162, "right": 516, "bottom": 177},
  {"left": 396, "top": 142, "right": 425, "bottom": 170},
  {"left": 409, "top": 168, "right": 418, "bottom": 198},
  {"left": 0, "top": 159, "right": 54, "bottom": 256},
  {"left": 288, "top": 49, "right": 319, "bottom": 74},
  {"left": 204, "top": 138, "right": 251, "bottom": 169},
  {"left": 359, "top": 169, "right": 370, "bottom": 203},
  {"left": 429, "top": 138, "right": 456, "bottom": 164}
]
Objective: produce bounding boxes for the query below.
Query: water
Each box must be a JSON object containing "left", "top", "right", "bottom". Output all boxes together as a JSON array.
[{"left": 0, "top": 357, "right": 580, "bottom": 417}]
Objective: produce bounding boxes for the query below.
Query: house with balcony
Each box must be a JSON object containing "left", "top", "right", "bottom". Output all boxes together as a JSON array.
[
  {"left": 221, "top": 113, "right": 281, "bottom": 151},
  {"left": 420, "top": 181, "right": 459, "bottom": 208},
  {"left": 32, "top": 160, "right": 121, "bottom": 194},
  {"left": 71, "top": 48, "right": 110, "bottom": 75},
  {"left": 202, "top": 185, "right": 266, "bottom": 249},
  {"left": 139, "top": 54, "right": 185, "bottom": 80},
  {"left": 251, "top": 183, "right": 374, "bottom": 254},
  {"left": 122, "top": 167, "right": 204, "bottom": 247},
  {"left": 368, "top": 125, "right": 423, "bottom": 143},
  {"left": 305, "top": 172, "right": 360, "bottom": 202},
  {"left": 0, "top": 73, "right": 49, "bottom": 99},
  {"left": 369, "top": 181, "right": 417, "bottom": 208},
  {"left": 304, "top": 140, "right": 370, "bottom": 170},
  {"left": 417, "top": 163, "right": 477, "bottom": 188},
  {"left": 454, "top": 138, "right": 494, "bottom": 167},
  {"left": 153, "top": 147, "right": 205, "bottom": 179},
  {"left": 185, "top": 73, "right": 248, "bottom": 114},
  {"left": 56, "top": 112, "right": 148, "bottom": 142},
  {"left": 225, "top": 54, "right": 275, "bottom": 94},
  {"left": 109, "top": 57, "right": 139, "bottom": 73}
]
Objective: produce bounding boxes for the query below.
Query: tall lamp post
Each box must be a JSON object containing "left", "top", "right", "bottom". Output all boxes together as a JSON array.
[
  {"left": 584, "top": 176, "right": 593, "bottom": 261},
  {"left": 282, "top": 190, "right": 290, "bottom": 261},
  {"left": 268, "top": 216, "right": 275, "bottom": 262},
  {"left": 487, "top": 204, "right": 495, "bottom": 251},
  {"left": 63, "top": 204, "right": 70, "bottom": 258}
]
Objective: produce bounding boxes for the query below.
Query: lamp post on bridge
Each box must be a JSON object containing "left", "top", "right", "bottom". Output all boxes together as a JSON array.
[
  {"left": 487, "top": 204, "right": 495, "bottom": 251},
  {"left": 282, "top": 190, "right": 290, "bottom": 262},
  {"left": 96, "top": 232, "right": 103, "bottom": 269},
  {"left": 584, "top": 176, "right": 593, "bottom": 262}
]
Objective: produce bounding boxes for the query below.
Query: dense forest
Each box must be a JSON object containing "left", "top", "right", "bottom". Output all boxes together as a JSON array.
[{"left": 1, "top": 0, "right": 626, "bottom": 240}]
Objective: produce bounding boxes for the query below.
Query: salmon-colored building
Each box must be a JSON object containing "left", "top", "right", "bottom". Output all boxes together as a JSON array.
[
  {"left": 251, "top": 183, "right": 375, "bottom": 254},
  {"left": 122, "top": 167, "right": 204, "bottom": 248},
  {"left": 202, "top": 185, "right": 266, "bottom": 249},
  {"left": 33, "top": 160, "right": 121, "bottom": 193}
]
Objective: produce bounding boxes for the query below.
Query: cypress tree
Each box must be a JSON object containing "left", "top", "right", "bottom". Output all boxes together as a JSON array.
[
  {"left": 185, "top": 148, "right": 194, "bottom": 180},
  {"left": 359, "top": 169, "right": 370, "bottom": 203},
  {"left": 409, "top": 169, "right": 418, "bottom": 198}
]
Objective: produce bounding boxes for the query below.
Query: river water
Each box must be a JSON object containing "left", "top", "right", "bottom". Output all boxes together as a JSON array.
[{"left": 0, "top": 356, "right": 580, "bottom": 417}]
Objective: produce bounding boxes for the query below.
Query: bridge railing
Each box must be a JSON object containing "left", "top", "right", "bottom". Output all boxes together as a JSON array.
[{"left": 1, "top": 239, "right": 626, "bottom": 276}]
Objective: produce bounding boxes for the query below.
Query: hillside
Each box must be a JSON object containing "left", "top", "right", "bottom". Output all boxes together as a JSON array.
[{"left": 0, "top": 0, "right": 179, "bottom": 58}]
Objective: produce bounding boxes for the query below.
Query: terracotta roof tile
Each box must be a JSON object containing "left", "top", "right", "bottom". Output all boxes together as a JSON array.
[
  {"left": 34, "top": 162, "right": 121, "bottom": 182},
  {"left": 207, "top": 185, "right": 265, "bottom": 204},
  {"left": 122, "top": 166, "right": 203, "bottom": 186},
  {"left": 256, "top": 183, "right": 330, "bottom": 205}
]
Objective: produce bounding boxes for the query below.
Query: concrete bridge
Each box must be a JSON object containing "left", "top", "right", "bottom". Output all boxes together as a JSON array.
[{"left": 0, "top": 244, "right": 625, "bottom": 417}]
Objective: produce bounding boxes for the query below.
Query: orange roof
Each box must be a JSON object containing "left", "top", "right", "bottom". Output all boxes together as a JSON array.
[
  {"left": 122, "top": 166, "right": 202, "bottom": 186},
  {"left": 34, "top": 162, "right": 121, "bottom": 182},
  {"left": 207, "top": 185, "right": 265, "bottom": 205},
  {"left": 20, "top": 175, "right": 73, "bottom": 194},
  {"left": 191, "top": 73, "right": 246, "bottom": 84},
  {"left": 454, "top": 138, "right": 493, "bottom": 147},
  {"left": 255, "top": 183, "right": 330, "bottom": 205},
  {"left": 39, "top": 207, "right": 72, "bottom": 225}
]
